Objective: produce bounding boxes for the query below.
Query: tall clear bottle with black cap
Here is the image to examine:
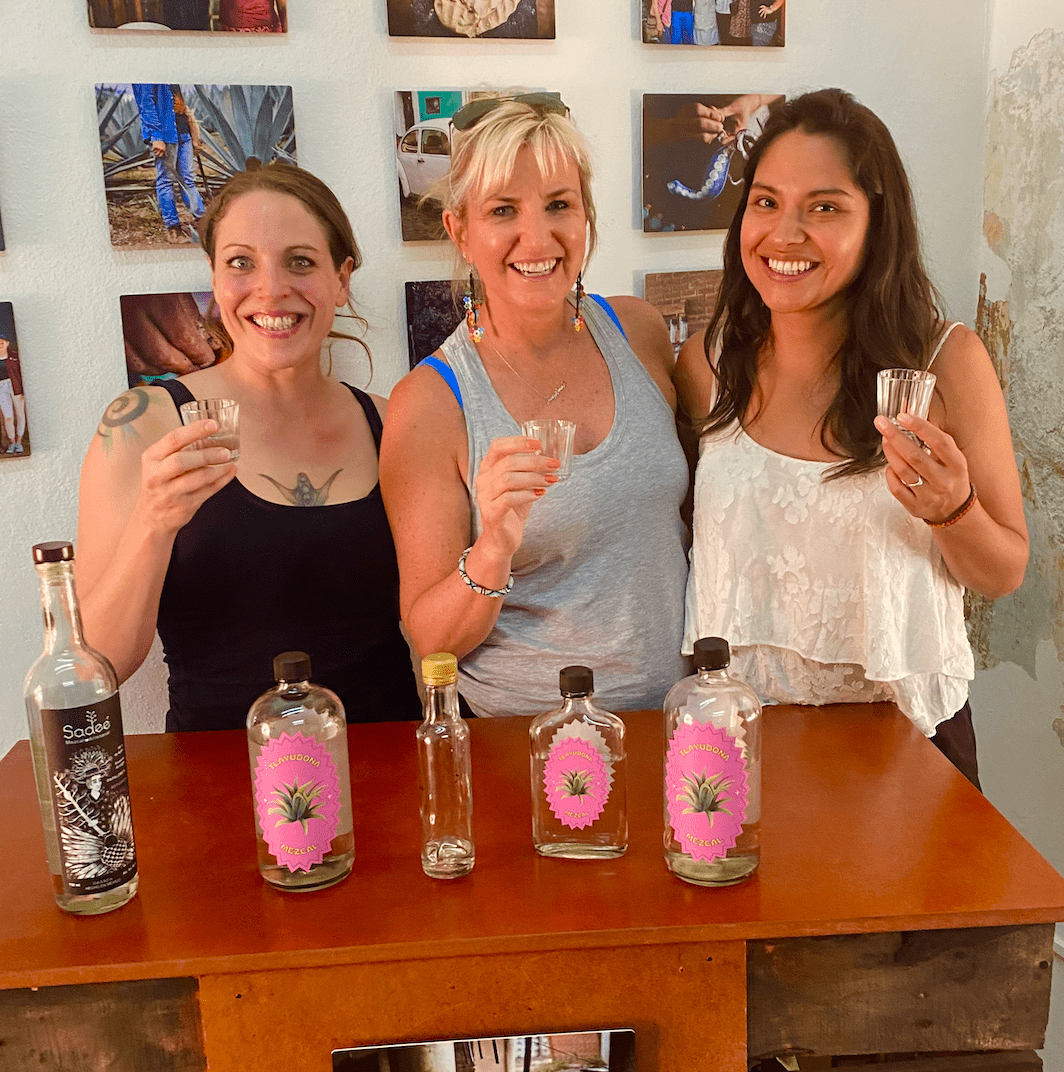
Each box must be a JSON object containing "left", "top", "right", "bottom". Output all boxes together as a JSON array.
[
  {"left": 247, "top": 651, "right": 354, "bottom": 891},
  {"left": 417, "top": 652, "right": 475, "bottom": 878},
  {"left": 530, "top": 666, "right": 627, "bottom": 858},
  {"left": 663, "top": 637, "right": 761, "bottom": 886},
  {"left": 24, "top": 541, "right": 139, "bottom": 915}
]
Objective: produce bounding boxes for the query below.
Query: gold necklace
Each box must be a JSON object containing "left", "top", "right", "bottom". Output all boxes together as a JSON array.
[{"left": 487, "top": 340, "right": 566, "bottom": 405}]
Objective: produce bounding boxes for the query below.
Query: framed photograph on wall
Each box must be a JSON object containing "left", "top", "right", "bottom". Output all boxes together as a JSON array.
[
  {"left": 405, "top": 280, "right": 461, "bottom": 369},
  {"left": 96, "top": 82, "right": 296, "bottom": 250},
  {"left": 644, "top": 268, "right": 723, "bottom": 356},
  {"left": 643, "top": 92, "right": 783, "bottom": 233},
  {"left": 0, "top": 304, "right": 31, "bottom": 459},
  {"left": 387, "top": 0, "right": 555, "bottom": 39},
  {"left": 641, "top": 0, "right": 784, "bottom": 46},
  {"left": 88, "top": 1, "right": 287, "bottom": 32},
  {"left": 120, "top": 291, "right": 223, "bottom": 388},
  {"left": 394, "top": 89, "right": 563, "bottom": 242}
]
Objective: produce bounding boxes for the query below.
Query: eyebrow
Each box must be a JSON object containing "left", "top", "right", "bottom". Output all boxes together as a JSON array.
[
  {"left": 483, "top": 186, "right": 579, "bottom": 203},
  {"left": 219, "top": 242, "right": 322, "bottom": 253},
  {"left": 750, "top": 182, "right": 857, "bottom": 198}
]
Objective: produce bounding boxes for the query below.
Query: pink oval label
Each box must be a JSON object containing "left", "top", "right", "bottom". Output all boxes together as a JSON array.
[
  {"left": 543, "top": 736, "right": 610, "bottom": 830},
  {"left": 254, "top": 731, "right": 341, "bottom": 872},
  {"left": 665, "top": 722, "right": 748, "bottom": 862}
]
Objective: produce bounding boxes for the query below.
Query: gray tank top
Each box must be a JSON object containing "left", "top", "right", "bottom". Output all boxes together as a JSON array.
[{"left": 439, "top": 295, "right": 690, "bottom": 717}]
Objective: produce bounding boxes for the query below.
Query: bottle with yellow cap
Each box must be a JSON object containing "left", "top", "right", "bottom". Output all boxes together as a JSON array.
[{"left": 417, "top": 652, "right": 474, "bottom": 878}]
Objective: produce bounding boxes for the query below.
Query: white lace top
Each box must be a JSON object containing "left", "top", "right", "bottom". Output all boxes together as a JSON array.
[{"left": 682, "top": 331, "right": 974, "bottom": 737}]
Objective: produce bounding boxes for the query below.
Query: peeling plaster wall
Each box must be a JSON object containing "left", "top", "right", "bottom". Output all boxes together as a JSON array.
[
  {"left": 0, "top": 0, "right": 990, "bottom": 759},
  {"left": 972, "top": 13, "right": 1064, "bottom": 873}
]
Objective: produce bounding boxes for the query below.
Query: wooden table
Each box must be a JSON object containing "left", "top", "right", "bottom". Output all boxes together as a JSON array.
[{"left": 1, "top": 704, "right": 1062, "bottom": 1072}]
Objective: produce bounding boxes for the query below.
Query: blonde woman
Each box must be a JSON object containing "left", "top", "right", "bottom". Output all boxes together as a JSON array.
[{"left": 381, "top": 95, "right": 689, "bottom": 717}]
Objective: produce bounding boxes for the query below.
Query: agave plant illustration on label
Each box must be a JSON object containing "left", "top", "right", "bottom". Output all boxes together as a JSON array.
[
  {"left": 678, "top": 770, "right": 733, "bottom": 823},
  {"left": 254, "top": 731, "right": 340, "bottom": 872},
  {"left": 268, "top": 778, "right": 326, "bottom": 832},
  {"left": 543, "top": 735, "right": 610, "bottom": 830},
  {"left": 665, "top": 723, "right": 748, "bottom": 862}
]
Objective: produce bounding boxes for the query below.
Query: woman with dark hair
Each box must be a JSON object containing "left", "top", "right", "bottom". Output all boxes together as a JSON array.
[
  {"left": 674, "top": 89, "right": 1027, "bottom": 787},
  {"left": 77, "top": 161, "right": 420, "bottom": 731}
]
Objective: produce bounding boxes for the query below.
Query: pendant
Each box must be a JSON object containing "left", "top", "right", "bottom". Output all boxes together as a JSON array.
[{"left": 546, "top": 382, "right": 566, "bottom": 404}]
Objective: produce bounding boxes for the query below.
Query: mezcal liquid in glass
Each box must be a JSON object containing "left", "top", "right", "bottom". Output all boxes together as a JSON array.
[
  {"left": 24, "top": 541, "right": 139, "bottom": 915},
  {"left": 247, "top": 652, "right": 354, "bottom": 891},
  {"left": 663, "top": 637, "right": 761, "bottom": 886},
  {"left": 530, "top": 666, "right": 627, "bottom": 859},
  {"left": 417, "top": 652, "right": 474, "bottom": 878}
]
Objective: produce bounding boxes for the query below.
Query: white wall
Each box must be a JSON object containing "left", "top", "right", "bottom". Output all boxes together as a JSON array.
[{"left": 0, "top": 0, "right": 990, "bottom": 756}]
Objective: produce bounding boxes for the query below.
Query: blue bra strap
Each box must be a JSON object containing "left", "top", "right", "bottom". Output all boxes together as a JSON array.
[
  {"left": 589, "top": 293, "right": 628, "bottom": 341},
  {"left": 417, "top": 355, "right": 464, "bottom": 411}
]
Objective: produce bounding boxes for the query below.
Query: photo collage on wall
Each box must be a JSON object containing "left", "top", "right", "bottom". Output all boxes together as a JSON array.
[
  {"left": 643, "top": 92, "right": 784, "bottom": 232},
  {"left": 387, "top": 0, "right": 555, "bottom": 39},
  {"left": 96, "top": 82, "right": 296, "bottom": 250},
  {"left": 87, "top": 1, "right": 287, "bottom": 32},
  {"left": 641, "top": 0, "right": 784, "bottom": 47},
  {"left": 0, "top": 304, "right": 30, "bottom": 460}
]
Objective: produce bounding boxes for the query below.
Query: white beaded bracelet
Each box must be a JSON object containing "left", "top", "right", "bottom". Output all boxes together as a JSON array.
[{"left": 458, "top": 546, "right": 513, "bottom": 598}]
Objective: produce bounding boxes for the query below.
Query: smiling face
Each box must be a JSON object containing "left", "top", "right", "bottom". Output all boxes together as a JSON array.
[
  {"left": 740, "top": 129, "right": 871, "bottom": 321},
  {"left": 209, "top": 189, "right": 352, "bottom": 372},
  {"left": 444, "top": 146, "right": 586, "bottom": 324}
]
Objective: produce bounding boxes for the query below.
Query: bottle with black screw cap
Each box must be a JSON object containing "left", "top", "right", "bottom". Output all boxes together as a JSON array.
[
  {"left": 24, "top": 541, "right": 139, "bottom": 915},
  {"left": 247, "top": 651, "right": 354, "bottom": 891},
  {"left": 529, "top": 665, "right": 627, "bottom": 859},
  {"left": 662, "top": 637, "right": 761, "bottom": 886}
]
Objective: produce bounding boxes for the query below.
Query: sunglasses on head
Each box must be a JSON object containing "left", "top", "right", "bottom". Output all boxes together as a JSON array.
[{"left": 450, "top": 93, "right": 569, "bottom": 132}]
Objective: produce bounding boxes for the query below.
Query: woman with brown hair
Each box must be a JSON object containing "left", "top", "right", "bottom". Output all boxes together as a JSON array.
[
  {"left": 675, "top": 89, "right": 1027, "bottom": 787},
  {"left": 76, "top": 162, "right": 420, "bottom": 730}
]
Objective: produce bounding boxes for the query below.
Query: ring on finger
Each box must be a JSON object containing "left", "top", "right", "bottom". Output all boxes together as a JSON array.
[{"left": 902, "top": 475, "right": 923, "bottom": 488}]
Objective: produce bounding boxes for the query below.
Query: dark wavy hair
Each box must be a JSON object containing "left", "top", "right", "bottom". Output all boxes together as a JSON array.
[
  {"left": 702, "top": 88, "right": 944, "bottom": 479},
  {"left": 199, "top": 160, "right": 370, "bottom": 368}
]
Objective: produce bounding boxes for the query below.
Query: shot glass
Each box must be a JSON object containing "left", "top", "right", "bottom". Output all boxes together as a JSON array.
[
  {"left": 521, "top": 418, "right": 576, "bottom": 483},
  {"left": 179, "top": 398, "right": 240, "bottom": 460},
  {"left": 876, "top": 369, "right": 935, "bottom": 446}
]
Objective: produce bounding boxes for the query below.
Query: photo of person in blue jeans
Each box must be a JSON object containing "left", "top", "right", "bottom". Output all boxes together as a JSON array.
[{"left": 132, "top": 83, "right": 206, "bottom": 245}]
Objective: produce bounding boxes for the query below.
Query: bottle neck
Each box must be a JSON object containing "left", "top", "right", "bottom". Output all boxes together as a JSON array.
[
  {"left": 423, "top": 679, "right": 461, "bottom": 722},
  {"left": 697, "top": 666, "right": 730, "bottom": 683},
  {"left": 35, "top": 560, "right": 86, "bottom": 655},
  {"left": 560, "top": 694, "right": 594, "bottom": 716}
]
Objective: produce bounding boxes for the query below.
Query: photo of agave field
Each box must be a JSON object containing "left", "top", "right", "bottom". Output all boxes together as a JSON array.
[{"left": 96, "top": 82, "right": 297, "bottom": 250}]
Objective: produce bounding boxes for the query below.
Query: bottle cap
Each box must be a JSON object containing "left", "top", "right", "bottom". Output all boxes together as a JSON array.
[
  {"left": 559, "top": 665, "right": 593, "bottom": 696},
  {"left": 693, "top": 637, "right": 730, "bottom": 671},
  {"left": 32, "top": 541, "right": 74, "bottom": 564},
  {"left": 274, "top": 651, "right": 311, "bottom": 682},
  {"left": 422, "top": 652, "right": 458, "bottom": 686}
]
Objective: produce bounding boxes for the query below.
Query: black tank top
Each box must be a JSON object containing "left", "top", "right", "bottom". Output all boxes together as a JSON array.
[{"left": 156, "top": 378, "right": 421, "bottom": 731}]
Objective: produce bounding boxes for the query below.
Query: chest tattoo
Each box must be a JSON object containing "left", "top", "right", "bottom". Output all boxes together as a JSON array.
[{"left": 259, "top": 469, "right": 342, "bottom": 507}]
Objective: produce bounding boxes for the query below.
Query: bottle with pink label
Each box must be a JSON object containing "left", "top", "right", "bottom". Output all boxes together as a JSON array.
[
  {"left": 246, "top": 652, "right": 354, "bottom": 892},
  {"left": 663, "top": 637, "right": 761, "bottom": 886},
  {"left": 530, "top": 666, "right": 627, "bottom": 859}
]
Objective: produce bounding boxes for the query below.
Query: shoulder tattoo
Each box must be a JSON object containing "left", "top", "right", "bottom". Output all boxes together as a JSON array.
[{"left": 96, "top": 388, "right": 167, "bottom": 452}]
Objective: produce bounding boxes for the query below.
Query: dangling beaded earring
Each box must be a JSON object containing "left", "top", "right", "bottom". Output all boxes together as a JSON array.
[
  {"left": 464, "top": 267, "right": 484, "bottom": 343},
  {"left": 571, "top": 271, "right": 585, "bottom": 332}
]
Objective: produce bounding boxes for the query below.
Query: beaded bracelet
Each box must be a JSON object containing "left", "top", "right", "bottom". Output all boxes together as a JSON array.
[
  {"left": 926, "top": 484, "right": 977, "bottom": 528},
  {"left": 458, "top": 546, "right": 514, "bottom": 598}
]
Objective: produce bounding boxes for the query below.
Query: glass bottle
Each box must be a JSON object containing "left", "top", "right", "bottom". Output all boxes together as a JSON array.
[
  {"left": 663, "top": 637, "right": 761, "bottom": 886},
  {"left": 247, "top": 651, "right": 354, "bottom": 891},
  {"left": 23, "top": 541, "right": 139, "bottom": 915},
  {"left": 417, "top": 652, "right": 475, "bottom": 878},
  {"left": 530, "top": 666, "right": 627, "bottom": 859}
]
